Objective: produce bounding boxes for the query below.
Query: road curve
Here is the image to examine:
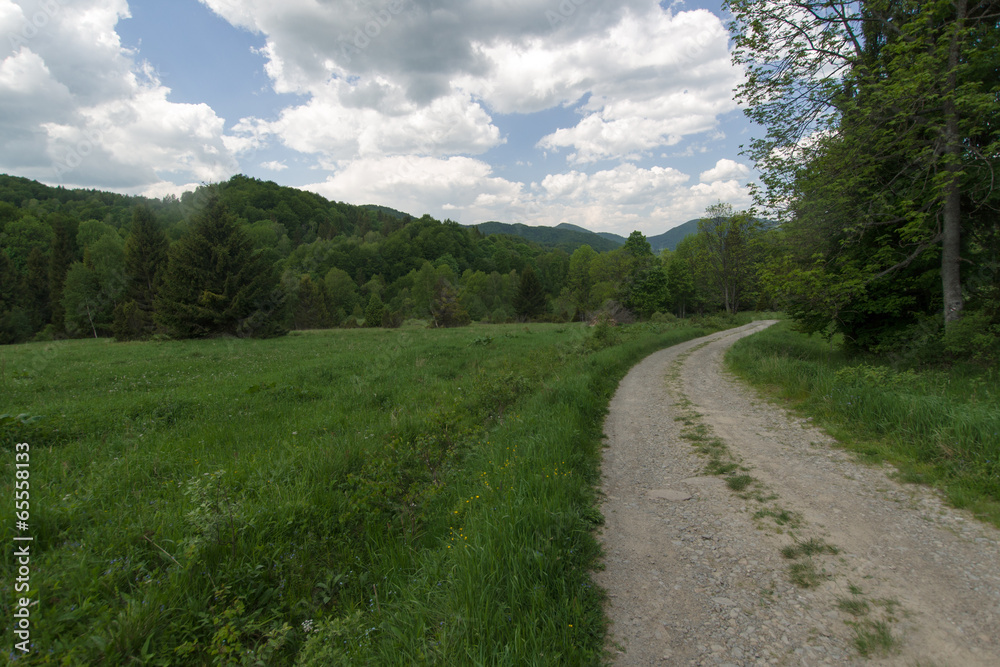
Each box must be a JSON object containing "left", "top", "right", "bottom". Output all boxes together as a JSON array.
[{"left": 595, "top": 321, "right": 1000, "bottom": 666}]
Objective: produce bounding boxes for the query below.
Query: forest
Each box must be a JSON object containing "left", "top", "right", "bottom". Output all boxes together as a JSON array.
[{"left": 0, "top": 172, "right": 778, "bottom": 345}]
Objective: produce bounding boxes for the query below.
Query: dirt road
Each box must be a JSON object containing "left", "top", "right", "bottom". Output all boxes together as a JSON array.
[{"left": 596, "top": 321, "right": 1000, "bottom": 666}]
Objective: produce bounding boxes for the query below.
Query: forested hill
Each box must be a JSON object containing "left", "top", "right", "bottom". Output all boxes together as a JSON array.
[
  {"left": 4, "top": 173, "right": 734, "bottom": 345},
  {"left": 469, "top": 219, "right": 702, "bottom": 254},
  {"left": 470, "top": 221, "right": 623, "bottom": 253}
]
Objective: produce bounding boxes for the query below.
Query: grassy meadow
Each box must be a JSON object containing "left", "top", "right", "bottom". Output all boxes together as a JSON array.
[
  {"left": 726, "top": 321, "right": 1000, "bottom": 526},
  {"left": 1, "top": 315, "right": 756, "bottom": 665}
]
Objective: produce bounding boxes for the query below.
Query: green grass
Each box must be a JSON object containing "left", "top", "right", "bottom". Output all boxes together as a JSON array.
[
  {"left": 781, "top": 538, "right": 840, "bottom": 559},
  {"left": 837, "top": 597, "right": 871, "bottom": 616},
  {"left": 787, "top": 560, "right": 827, "bottom": 588},
  {"left": 849, "top": 619, "right": 899, "bottom": 657},
  {"left": 0, "top": 317, "right": 752, "bottom": 665},
  {"left": 726, "top": 320, "right": 1000, "bottom": 526}
]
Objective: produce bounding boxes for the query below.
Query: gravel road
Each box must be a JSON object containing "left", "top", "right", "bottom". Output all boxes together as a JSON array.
[{"left": 595, "top": 321, "right": 1000, "bottom": 666}]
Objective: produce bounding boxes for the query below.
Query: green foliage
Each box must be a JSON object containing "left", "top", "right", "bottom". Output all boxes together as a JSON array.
[
  {"left": 942, "top": 310, "right": 1000, "bottom": 362},
  {"left": 363, "top": 293, "right": 384, "bottom": 328},
  {"left": 695, "top": 203, "right": 765, "bottom": 314},
  {"left": 513, "top": 266, "right": 547, "bottom": 320},
  {"left": 0, "top": 174, "right": 728, "bottom": 345},
  {"left": 292, "top": 275, "right": 333, "bottom": 330},
  {"left": 728, "top": 0, "right": 1000, "bottom": 341},
  {"left": 61, "top": 262, "right": 102, "bottom": 337},
  {"left": 429, "top": 278, "right": 470, "bottom": 328},
  {"left": 627, "top": 267, "right": 671, "bottom": 319},
  {"left": 118, "top": 206, "right": 168, "bottom": 340},
  {"left": 155, "top": 194, "right": 285, "bottom": 339}
]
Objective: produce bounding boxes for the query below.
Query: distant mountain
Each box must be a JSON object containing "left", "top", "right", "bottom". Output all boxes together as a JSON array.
[
  {"left": 552, "top": 222, "right": 623, "bottom": 244},
  {"left": 470, "top": 219, "right": 702, "bottom": 254},
  {"left": 648, "top": 219, "right": 701, "bottom": 253},
  {"left": 470, "top": 221, "right": 623, "bottom": 253}
]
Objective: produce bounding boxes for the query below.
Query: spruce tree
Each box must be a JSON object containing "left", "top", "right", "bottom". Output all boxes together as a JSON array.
[
  {"left": 514, "top": 266, "right": 547, "bottom": 320},
  {"left": 154, "top": 194, "right": 285, "bottom": 338},
  {"left": 293, "top": 275, "right": 332, "bottom": 330},
  {"left": 363, "top": 293, "right": 384, "bottom": 328},
  {"left": 114, "top": 206, "right": 168, "bottom": 340}
]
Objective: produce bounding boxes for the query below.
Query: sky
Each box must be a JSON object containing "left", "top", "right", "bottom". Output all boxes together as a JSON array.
[{"left": 0, "top": 0, "right": 759, "bottom": 235}]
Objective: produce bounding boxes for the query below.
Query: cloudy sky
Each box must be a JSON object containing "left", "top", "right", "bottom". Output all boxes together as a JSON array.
[{"left": 0, "top": 0, "right": 758, "bottom": 235}]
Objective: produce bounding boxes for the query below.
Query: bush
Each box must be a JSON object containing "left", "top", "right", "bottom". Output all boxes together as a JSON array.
[
  {"left": 586, "top": 300, "right": 634, "bottom": 325},
  {"left": 650, "top": 311, "right": 678, "bottom": 324},
  {"left": 380, "top": 310, "right": 404, "bottom": 329},
  {"left": 942, "top": 310, "right": 1000, "bottom": 362}
]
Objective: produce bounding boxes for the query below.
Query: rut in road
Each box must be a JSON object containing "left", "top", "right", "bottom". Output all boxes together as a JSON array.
[{"left": 595, "top": 321, "right": 1000, "bottom": 666}]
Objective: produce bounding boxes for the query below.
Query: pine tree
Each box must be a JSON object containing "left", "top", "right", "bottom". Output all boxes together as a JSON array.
[
  {"left": 293, "top": 275, "right": 332, "bottom": 329},
  {"left": 363, "top": 293, "right": 384, "bottom": 328},
  {"left": 514, "top": 266, "right": 547, "bottom": 320},
  {"left": 114, "top": 206, "right": 169, "bottom": 340},
  {"left": 154, "top": 194, "right": 286, "bottom": 338}
]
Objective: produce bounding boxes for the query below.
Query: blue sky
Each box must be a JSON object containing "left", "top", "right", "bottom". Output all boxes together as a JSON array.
[{"left": 0, "top": 0, "right": 758, "bottom": 235}]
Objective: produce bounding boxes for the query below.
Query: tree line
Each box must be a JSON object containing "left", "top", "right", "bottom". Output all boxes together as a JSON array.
[
  {"left": 0, "top": 174, "right": 779, "bottom": 344},
  {"left": 727, "top": 0, "right": 1000, "bottom": 359}
]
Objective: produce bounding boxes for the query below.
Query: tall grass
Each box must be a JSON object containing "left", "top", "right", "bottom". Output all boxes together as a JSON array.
[
  {"left": 726, "top": 321, "right": 1000, "bottom": 526},
  {"left": 1, "top": 315, "right": 753, "bottom": 664}
]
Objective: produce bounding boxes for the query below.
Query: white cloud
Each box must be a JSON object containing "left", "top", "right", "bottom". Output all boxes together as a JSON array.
[
  {"left": 651, "top": 179, "right": 754, "bottom": 225},
  {"left": 218, "top": 1, "right": 738, "bottom": 165},
  {"left": 260, "top": 160, "right": 288, "bottom": 171},
  {"left": 699, "top": 158, "right": 751, "bottom": 183},
  {"left": 0, "top": 0, "right": 239, "bottom": 189},
  {"left": 532, "top": 9, "right": 740, "bottom": 163},
  {"left": 302, "top": 155, "right": 522, "bottom": 220},
  {"left": 234, "top": 79, "right": 502, "bottom": 161}
]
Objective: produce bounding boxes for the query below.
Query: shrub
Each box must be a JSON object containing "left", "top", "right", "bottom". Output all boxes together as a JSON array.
[{"left": 650, "top": 311, "right": 678, "bottom": 324}]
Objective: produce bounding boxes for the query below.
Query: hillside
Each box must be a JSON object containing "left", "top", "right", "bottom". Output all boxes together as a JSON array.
[
  {"left": 647, "top": 219, "right": 701, "bottom": 253},
  {"left": 471, "top": 221, "right": 623, "bottom": 253},
  {"left": 472, "top": 219, "right": 701, "bottom": 254}
]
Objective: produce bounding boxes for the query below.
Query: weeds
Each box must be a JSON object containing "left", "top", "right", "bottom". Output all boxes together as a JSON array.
[
  {"left": 781, "top": 538, "right": 840, "bottom": 559},
  {"left": 849, "top": 619, "right": 899, "bottom": 657},
  {"left": 788, "top": 560, "right": 827, "bottom": 588}
]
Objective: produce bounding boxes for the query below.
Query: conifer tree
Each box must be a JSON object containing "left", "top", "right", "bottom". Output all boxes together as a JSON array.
[
  {"left": 514, "top": 266, "right": 547, "bottom": 320},
  {"left": 155, "top": 194, "right": 285, "bottom": 338},
  {"left": 293, "top": 275, "right": 332, "bottom": 329},
  {"left": 114, "top": 206, "right": 168, "bottom": 340},
  {"left": 363, "top": 293, "right": 384, "bottom": 328}
]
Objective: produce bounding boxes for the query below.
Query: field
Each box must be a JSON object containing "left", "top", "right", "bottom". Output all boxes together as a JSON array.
[
  {"left": 1, "top": 317, "right": 754, "bottom": 665},
  {"left": 726, "top": 321, "right": 1000, "bottom": 527}
]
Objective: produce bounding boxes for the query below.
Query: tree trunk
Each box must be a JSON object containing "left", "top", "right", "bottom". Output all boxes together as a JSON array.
[{"left": 941, "top": 0, "right": 966, "bottom": 326}]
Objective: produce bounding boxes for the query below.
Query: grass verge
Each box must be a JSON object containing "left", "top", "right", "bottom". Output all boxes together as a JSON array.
[{"left": 725, "top": 320, "right": 1000, "bottom": 527}]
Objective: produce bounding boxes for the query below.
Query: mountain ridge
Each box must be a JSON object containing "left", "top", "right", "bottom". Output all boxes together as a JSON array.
[{"left": 468, "top": 219, "right": 702, "bottom": 253}]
